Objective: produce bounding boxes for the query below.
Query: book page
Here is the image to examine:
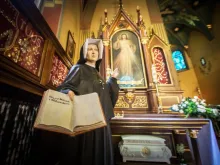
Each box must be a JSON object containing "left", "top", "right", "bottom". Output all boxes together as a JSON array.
[
  {"left": 73, "top": 93, "right": 106, "bottom": 128},
  {"left": 36, "top": 90, "right": 74, "bottom": 131},
  {"left": 35, "top": 91, "right": 49, "bottom": 126}
]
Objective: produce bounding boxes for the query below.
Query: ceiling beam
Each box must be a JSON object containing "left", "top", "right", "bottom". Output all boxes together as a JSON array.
[
  {"left": 166, "top": 27, "right": 186, "bottom": 48},
  {"left": 176, "top": 0, "right": 213, "bottom": 40}
]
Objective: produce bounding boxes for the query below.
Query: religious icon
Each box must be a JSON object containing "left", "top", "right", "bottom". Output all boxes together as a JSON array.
[
  {"left": 66, "top": 31, "right": 75, "bottom": 59},
  {"left": 111, "top": 30, "right": 147, "bottom": 88}
]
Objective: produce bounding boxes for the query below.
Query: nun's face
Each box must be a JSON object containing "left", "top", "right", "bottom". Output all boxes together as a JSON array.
[{"left": 86, "top": 44, "right": 99, "bottom": 62}]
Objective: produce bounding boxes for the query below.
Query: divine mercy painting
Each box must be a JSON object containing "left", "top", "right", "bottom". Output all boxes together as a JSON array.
[{"left": 111, "top": 30, "right": 146, "bottom": 88}]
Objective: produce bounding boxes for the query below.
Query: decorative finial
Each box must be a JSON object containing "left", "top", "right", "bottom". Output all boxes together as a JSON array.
[
  {"left": 136, "top": 6, "right": 141, "bottom": 26},
  {"left": 140, "top": 15, "right": 143, "bottom": 21},
  {"left": 104, "top": 9, "right": 108, "bottom": 24},
  {"left": 91, "top": 31, "right": 95, "bottom": 39},
  {"left": 119, "top": 0, "right": 123, "bottom": 8}
]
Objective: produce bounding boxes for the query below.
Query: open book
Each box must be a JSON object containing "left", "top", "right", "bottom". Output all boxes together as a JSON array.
[{"left": 34, "top": 89, "right": 106, "bottom": 136}]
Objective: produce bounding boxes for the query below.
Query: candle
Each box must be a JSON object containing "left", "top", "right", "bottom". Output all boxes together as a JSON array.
[
  {"left": 152, "top": 64, "right": 158, "bottom": 83},
  {"left": 104, "top": 9, "right": 107, "bottom": 13},
  {"left": 140, "top": 15, "right": 143, "bottom": 21},
  {"left": 136, "top": 6, "right": 140, "bottom": 10}
]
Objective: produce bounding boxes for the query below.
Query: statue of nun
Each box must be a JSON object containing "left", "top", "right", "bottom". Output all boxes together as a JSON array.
[{"left": 57, "top": 38, "right": 119, "bottom": 165}]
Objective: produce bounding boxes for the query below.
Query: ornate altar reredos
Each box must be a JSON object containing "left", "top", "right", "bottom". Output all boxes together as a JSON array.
[{"left": 100, "top": 4, "right": 183, "bottom": 115}]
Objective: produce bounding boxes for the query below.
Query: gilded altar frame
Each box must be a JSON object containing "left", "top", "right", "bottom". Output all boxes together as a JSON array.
[
  {"left": 110, "top": 29, "right": 148, "bottom": 89},
  {"left": 100, "top": 5, "right": 183, "bottom": 114}
]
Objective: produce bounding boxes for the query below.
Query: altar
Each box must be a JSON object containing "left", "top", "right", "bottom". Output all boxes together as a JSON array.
[
  {"left": 99, "top": 3, "right": 220, "bottom": 164},
  {"left": 111, "top": 114, "right": 220, "bottom": 165}
]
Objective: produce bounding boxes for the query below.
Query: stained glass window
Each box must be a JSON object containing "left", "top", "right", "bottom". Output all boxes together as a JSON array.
[{"left": 172, "top": 50, "right": 187, "bottom": 71}]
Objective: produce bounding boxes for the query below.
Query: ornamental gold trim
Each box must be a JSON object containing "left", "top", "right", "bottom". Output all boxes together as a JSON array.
[
  {"left": 111, "top": 126, "right": 203, "bottom": 129},
  {"left": 103, "top": 40, "right": 110, "bottom": 46},
  {"left": 151, "top": 132, "right": 172, "bottom": 135},
  {"left": 141, "top": 37, "right": 148, "bottom": 44},
  {"left": 189, "top": 130, "right": 199, "bottom": 139},
  {"left": 132, "top": 96, "right": 148, "bottom": 108},
  {"left": 111, "top": 121, "right": 209, "bottom": 125},
  {"left": 0, "top": 29, "right": 19, "bottom": 52},
  {"left": 141, "top": 147, "right": 150, "bottom": 156},
  {"left": 115, "top": 96, "right": 129, "bottom": 108},
  {"left": 125, "top": 92, "right": 135, "bottom": 103},
  {"left": 174, "top": 130, "right": 186, "bottom": 135}
]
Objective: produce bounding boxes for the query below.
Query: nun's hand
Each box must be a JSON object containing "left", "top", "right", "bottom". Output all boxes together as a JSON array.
[
  {"left": 68, "top": 90, "right": 75, "bottom": 101},
  {"left": 112, "top": 68, "right": 119, "bottom": 79}
]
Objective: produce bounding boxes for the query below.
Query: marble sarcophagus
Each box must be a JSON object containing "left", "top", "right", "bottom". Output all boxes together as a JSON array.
[{"left": 118, "top": 135, "right": 172, "bottom": 164}]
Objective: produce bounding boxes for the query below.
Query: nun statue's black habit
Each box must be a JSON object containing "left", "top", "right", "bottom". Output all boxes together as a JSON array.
[{"left": 57, "top": 39, "right": 119, "bottom": 165}]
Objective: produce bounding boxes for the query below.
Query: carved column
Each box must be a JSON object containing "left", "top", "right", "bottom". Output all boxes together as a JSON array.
[
  {"left": 146, "top": 0, "right": 169, "bottom": 44},
  {"left": 102, "top": 39, "right": 110, "bottom": 80},
  {"left": 141, "top": 38, "right": 158, "bottom": 113},
  {"left": 141, "top": 38, "right": 153, "bottom": 87},
  {"left": 40, "top": 40, "right": 54, "bottom": 85},
  {"left": 187, "top": 130, "right": 202, "bottom": 165}
]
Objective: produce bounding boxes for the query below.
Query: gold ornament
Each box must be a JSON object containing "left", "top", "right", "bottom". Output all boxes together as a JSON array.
[
  {"left": 125, "top": 92, "right": 135, "bottom": 103},
  {"left": 132, "top": 96, "right": 148, "bottom": 108},
  {"left": 115, "top": 96, "right": 129, "bottom": 108},
  {"left": 141, "top": 147, "right": 150, "bottom": 157}
]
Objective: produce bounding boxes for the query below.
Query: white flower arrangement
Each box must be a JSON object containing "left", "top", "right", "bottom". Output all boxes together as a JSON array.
[
  {"left": 170, "top": 96, "right": 219, "bottom": 119},
  {"left": 171, "top": 97, "right": 220, "bottom": 136}
]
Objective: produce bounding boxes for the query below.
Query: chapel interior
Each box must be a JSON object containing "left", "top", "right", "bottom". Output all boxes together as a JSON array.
[{"left": 0, "top": 0, "right": 220, "bottom": 165}]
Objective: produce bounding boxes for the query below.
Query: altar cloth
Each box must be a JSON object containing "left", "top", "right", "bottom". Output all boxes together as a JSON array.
[{"left": 197, "top": 121, "right": 220, "bottom": 165}]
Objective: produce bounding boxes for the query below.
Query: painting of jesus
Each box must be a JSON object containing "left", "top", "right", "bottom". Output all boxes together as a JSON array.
[{"left": 111, "top": 30, "right": 146, "bottom": 88}]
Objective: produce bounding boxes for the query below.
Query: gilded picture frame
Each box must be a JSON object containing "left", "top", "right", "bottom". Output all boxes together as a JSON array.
[
  {"left": 110, "top": 30, "right": 147, "bottom": 88},
  {"left": 66, "top": 31, "right": 75, "bottom": 59}
]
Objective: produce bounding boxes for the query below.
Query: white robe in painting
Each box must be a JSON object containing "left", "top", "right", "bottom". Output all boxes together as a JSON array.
[{"left": 113, "top": 38, "right": 143, "bottom": 81}]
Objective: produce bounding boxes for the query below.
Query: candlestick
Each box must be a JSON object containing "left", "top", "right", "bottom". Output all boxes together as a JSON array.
[
  {"left": 152, "top": 64, "right": 163, "bottom": 114},
  {"left": 140, "top": 15, "right": 143, "bottom": 22},
  {"left": 152, "top": 64, "right": 158, "bottom": 83}
]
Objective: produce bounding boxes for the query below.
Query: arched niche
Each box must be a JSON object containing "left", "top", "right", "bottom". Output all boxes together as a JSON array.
[
  {"left": 148, "top": 34, "right": 181, "bottom": 90},
  {"left": 151, "top": 46, "right": 172, "bottom": 84}
]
